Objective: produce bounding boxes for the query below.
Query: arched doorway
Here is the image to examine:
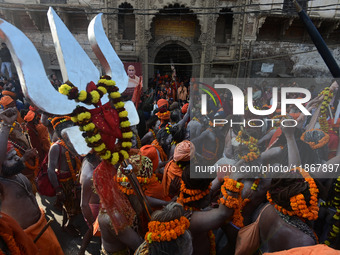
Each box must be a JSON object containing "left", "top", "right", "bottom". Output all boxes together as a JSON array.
[{"left": 154, "top": 44, "right": 192, "bottom": 80}]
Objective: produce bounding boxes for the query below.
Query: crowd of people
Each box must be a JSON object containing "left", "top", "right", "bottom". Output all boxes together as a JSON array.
[{"left": 0, "top": 69, "right": 340, "bottom": 255}]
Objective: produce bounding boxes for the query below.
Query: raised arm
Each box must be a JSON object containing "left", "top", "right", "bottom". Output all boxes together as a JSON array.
[
  {"left": 281, "top": 120, "right": 301, "bottom": 166},
  {"left": 0, "top": 108, "right": 17, "bottom": 172},
  {"left": 47, "top": 143, "right": 60, "bottom": 190}
]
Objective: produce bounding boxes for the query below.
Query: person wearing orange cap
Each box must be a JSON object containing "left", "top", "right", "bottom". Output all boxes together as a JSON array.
[
  {"left": 155, "top": 99, "right": 170, "bottom": 129},
  {"left": 162, "top": 140, "right": 195, "bottom": 197},
  {"left": 24, "top": 107, "right": 50, "bottom": 164},
  {"left": 0, "top": 95, "right": 24, "bottom": 123}
]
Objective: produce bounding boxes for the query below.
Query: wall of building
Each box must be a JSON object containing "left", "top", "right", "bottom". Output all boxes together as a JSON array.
[{"left": 0, "top": 0, "right": 340, "bottom": 87}]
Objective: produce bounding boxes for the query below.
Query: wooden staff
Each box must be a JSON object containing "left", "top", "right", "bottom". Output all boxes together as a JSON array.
[
  {"left": 121, "top": 160, "right": 153, "bottom": 221},
  {"left": 33, "top": 219, "right": 53, "bottom": 243}
]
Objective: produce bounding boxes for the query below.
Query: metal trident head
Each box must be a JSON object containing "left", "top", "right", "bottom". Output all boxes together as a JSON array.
[
  {"left": 0, "top": 8, "right": 137, "bottom": 118},
  {"left": 0, "top": 7, "right": 139, "bottom": 155}
]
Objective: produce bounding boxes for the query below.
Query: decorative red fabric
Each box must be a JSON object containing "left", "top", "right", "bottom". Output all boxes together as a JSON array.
[
  {"left": 93, "top": 160, "right": 135, "bottom": 235},
  {"left": 89, "top": 102, "right": 122, "bottom": 152}
]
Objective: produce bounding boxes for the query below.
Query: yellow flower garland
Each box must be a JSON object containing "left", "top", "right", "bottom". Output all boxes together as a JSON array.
[{"left": 58, "top": 75, "right": 133, "bottom": 166}]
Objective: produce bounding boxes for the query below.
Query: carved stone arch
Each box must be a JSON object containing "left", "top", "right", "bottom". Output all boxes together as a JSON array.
[
  {"left": 148, "top": 36, "right": 201, "bottom": 77},
  {"left": 146, "top": 3, "right": 203, "bottom": 34}
]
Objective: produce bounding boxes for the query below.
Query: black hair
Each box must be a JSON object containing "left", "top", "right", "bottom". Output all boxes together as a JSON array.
[
  {"left": 168, "top": 125, "right": 185, "bottom": 144},
  {"left": 269, "top": 172, "right": 310, "bottom": 211}
]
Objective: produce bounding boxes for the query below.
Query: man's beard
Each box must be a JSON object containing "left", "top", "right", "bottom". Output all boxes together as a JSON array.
[{"left": 2, "top": 160, "right": 25, "bottom": 177}]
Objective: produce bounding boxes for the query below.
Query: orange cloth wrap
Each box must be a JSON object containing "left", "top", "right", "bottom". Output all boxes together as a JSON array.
[
  {"left": 24, "top": 110, "right": 36, "bottom": 122},
  {"left": 0, "top": 212, "right": 38, "bottom": 255},
  {"left": 24, "top": 209, "right": 64, "bottom": 255},
  {"left": 0, "top": 95, "right": 14, "bottom": 108},
  {"left": 2, "top": 90, "right": 16, "bottom": 98},
  {"left": 263, "top": 244, "right": 340, "bottom": 255},
  {"left": 145, "top": 181, "right": 171, "bottom": 202},
  {"left": 173, "top": 140, "right": 195, "bottom": 162},
  {"left": 162, "top": 160, "right": 183, "bottom": 196},
  {"left": 140, "top": 145, "right": 159, "bottom": 172},
  {"left": 181, "top": 103, "right": 189, "bottom": 114}
]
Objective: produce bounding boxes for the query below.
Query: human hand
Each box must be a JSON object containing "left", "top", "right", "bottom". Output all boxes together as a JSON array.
[
  {"left": 281, "top": 117, "right": 296, "bottom": 138},
  {"left": 0, "top": 107, "right": 17, "bottom": 126},
  {"left": 21, "top": 148, "right": 38, "bottom": 162},
  {"left": 169, "top": 176, "right": 181, "bottom": 197}
]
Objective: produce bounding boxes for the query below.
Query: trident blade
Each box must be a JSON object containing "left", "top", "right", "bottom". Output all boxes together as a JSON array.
[
  {"left": 0, "top": 19, "right": 80, "bottom": 115},
  {"left": 334, "top": 102, "right": 340, "bottom": 124},
  {"left": 124, "top": 101, "right": 140, "bottom": 126},
  {"left": 47, "top": 7, "right": 100, "bottom": 92},
  {"left": 88, "top": 13, "right": 128, "bottom": 94},
  {"left": 61, "top": 126, "right": 91, "bottom": 156}
]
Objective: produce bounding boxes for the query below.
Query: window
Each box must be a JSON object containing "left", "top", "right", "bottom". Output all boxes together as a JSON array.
[
  {"left": 215, "top": 8, "right": 233, "bottom": 43},
  {"left": 118, "top": 2, "right": 135, "bottom": 40}
]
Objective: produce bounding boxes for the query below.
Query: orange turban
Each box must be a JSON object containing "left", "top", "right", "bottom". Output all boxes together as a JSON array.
[
  {"left": 263, "top": 244, "right": 340, "bottom": 255},
  {"left": 2, "top": 90, "right": 16, "bottom": 99},
  {"left": 140, "top": 145, "right": 159, "bottom": 172},
  {"left": 0, "top": 95, "right": 14, "bottom": 108},
  {"left": 24, "top": 110, "right": 36, "bottom": 122},
  {"left": 181, "top": 103, "right": 189, "bottom": 114},
  {"left": 157, "top": 99, "right": 169, "bottom": 109},
  {"left": 173, "top": 140, "right": 195, "bottom": 162}
]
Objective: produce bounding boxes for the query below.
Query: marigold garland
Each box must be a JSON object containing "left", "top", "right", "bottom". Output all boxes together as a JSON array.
[
  {"left": 251, "top": 179, "right": 260, "bottom": 191},
  {"left": 115, "top": 174, "right": 159, "bottom": 196},
  {"left": 59, "top": 75, "right": 132, "bottom": 166},
  {"left": 176, "top": 181, "right": 216, "bottom": 255},
  {"left": 149, "top": 129, "right": 157, "bottom": 140},
  {"left": 323, "top": 176, "right": 340, "bottom": 246},
  {"left": 0, "top": 232, "right": 21, "bottom": 255},
  {"left": 155, "top": 110, "right": 171, "bottom": 121},
  {"left": 13, "top": 148, "right": 39, "bottom": 171},
  {"left": 318, "top": 87, "right": 333, "bottom": 133},
  {"left": 267, "top": 167, "right": 319, "bottom": 221},
  {"left": 177, "top": 181, "right": 212, "bottom": 205},
  {"left": 236, "top": 130, "right": 260, "bottom": 162},
  {"left": 57, "top": 139, "right": 82, "bottom": 183},
  {"left": 300, "top": 129, "right": 330, "bottom": 150},
  {"left": 50, "top": 116, "right": 72, "bottom": 129},
  {"left": 218, "top": 178, "right": 246, "bottom": 228},
  {"left": 145, "top": 216, "right": 190, "bottom": 243}
]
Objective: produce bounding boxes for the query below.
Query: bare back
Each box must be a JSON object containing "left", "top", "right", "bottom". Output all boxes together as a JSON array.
[{"left": 0, "top": 173, "right": 40, "bottom": 229}]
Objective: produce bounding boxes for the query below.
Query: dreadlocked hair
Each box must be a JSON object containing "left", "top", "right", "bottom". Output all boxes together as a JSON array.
[
  {"left": 269, "top": 171, "right": 311, "bottom": 211},
  {"left": 168, "top": 125, "right": 186, "bottom": 144},
  {"left": 182, "top": 165, "right": 212, "bottom": 191},
  {"left": 148, "top": 202, "right": 192, "bottom": 255}
]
